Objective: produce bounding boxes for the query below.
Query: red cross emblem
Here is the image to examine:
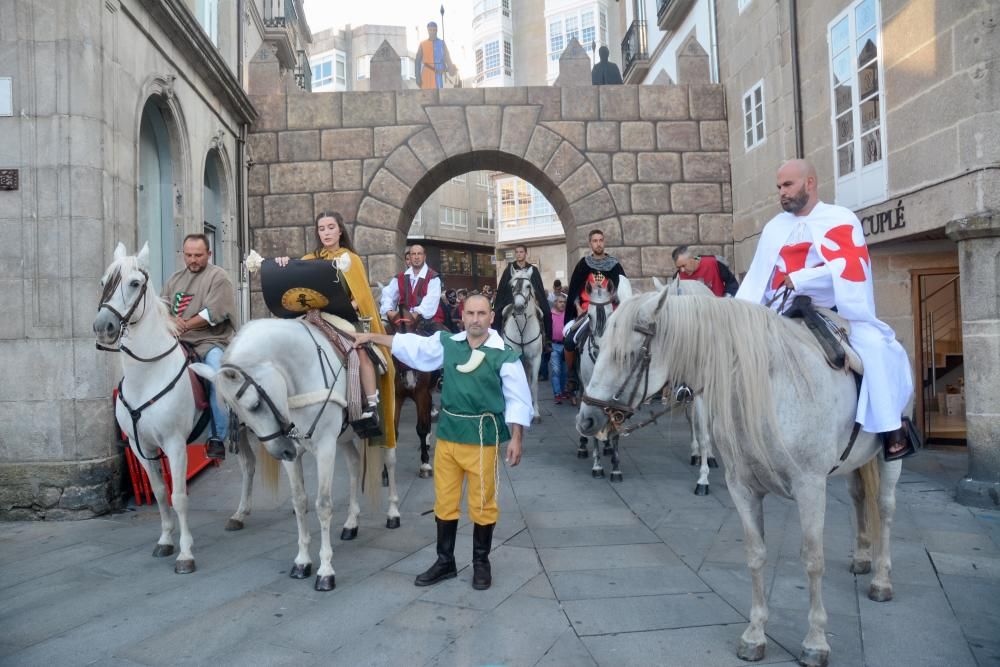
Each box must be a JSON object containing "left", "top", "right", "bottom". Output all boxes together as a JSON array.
[
  {"left": 820, "top": 225, "right": 870, "bottom": 282},
  {"left": 770, "top": 242, "right": 813, "bottom": 290}
]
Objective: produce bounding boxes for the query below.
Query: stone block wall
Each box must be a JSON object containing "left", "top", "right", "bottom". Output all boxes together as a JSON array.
[{"left": 247, "top": 56, "right": 732, "bottom": 306}]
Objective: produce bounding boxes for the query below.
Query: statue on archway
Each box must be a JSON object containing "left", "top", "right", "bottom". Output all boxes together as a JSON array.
[
  {"left": 415, "top": 21, "right": 457, "bottom": 90},
  {"left": 591, "top": 46, "right": 623, "bottom": 85}
]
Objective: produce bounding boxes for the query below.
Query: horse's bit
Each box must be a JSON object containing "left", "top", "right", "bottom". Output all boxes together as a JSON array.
[
  {"left": 222, "top": 322, "right": 343, "bottom": 443},
  {"left": 506, "top": 277, "right": 543, "bottom": 347}
]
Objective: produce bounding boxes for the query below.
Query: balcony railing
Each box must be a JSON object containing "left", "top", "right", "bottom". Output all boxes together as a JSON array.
[
  {"left": 621, "top": 20, "right": 649, "bottom": 81},
  {"left": 657, "top": 0, "right": 674, "bottom": 22},
  {"left": 263, "top": 0, "right": 297, "bottom": 28}
]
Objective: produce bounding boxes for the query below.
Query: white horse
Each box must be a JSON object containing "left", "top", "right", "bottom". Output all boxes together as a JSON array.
[
  {"left": 654, "top": 277, "right": 719, "bottom": 495},
  {"left": 501, "top": 266, "right": 544, "bottom": 422},
  {"left": 93, "top": 243, "right": 256, "bottom": 574},
  {"left": 578, "top": 293, "right": 901, "bottom": 667},
  {"left": 576, "top": 276, "right": 630, "bottom": 480},
  {"left": 193, "top": 317, "right": 400, "bottom": 590}
]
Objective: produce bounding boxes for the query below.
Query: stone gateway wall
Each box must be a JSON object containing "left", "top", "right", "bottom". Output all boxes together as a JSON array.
[{"left": 246, "top": 55, "right": 732, "bottom": 314}]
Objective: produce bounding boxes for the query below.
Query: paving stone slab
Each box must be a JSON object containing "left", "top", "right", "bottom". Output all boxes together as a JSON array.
[
  {"left": 386, "top": 599, "right": 485, "bottom": 637},
  {"left": 565, "top": 590, "right": 743, "bottom": 635},
  {"left": 535, "top": 627, "right": 599, "bottom": 666},
  {"left": 549, "top": 565, "right": 711, "bottom": 600},
  {"left": 524, "top": 508, "right": 640, "bottom": 530},
  {"left": 763, "top": 606, "right": 863, "bottom": 667},
  {"left": 527, "top": 523, "right": 662, "bottom": 549},
  {"left": 582, "top": 623, "right": 795, "bottom": 667},
  {"left": 538, "top": 543, "right": 684, "bottom": 572}
]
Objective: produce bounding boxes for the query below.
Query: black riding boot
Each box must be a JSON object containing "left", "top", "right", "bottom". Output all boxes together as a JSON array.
[
  {"left": 415, "top": 517, "right": 458, "bottom": 587},
  {"left": 205, "top": 437, "right": 226, "bottom": 460},
  {"left": 472, "top": 522, "right": 495, "bottom": 590}
]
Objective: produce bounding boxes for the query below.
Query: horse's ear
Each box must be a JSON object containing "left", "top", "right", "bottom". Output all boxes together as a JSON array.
[
  {"left": 113, "top": 242, "right": 127, "bottom": 261},
  {"left": 652, "top": 276, "right": 665, "bottom": 290},
  {"left": 136, "top": 242, "right": 150, "bottom": 268},
  {"left": 189, "top": 363, "right": 218, "bottom": 383}
]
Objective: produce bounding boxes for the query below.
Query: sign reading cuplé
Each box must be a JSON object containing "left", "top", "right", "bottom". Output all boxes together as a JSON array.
[{"left": 861, "top": 200, "right": 905, "bottom": 237}]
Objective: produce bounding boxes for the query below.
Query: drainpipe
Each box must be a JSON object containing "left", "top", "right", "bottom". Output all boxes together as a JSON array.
[
  {"left": 707, "top": 0, "right": 720, "bottom": 83},
  {"left": 236, "top": 0, "right": 250, "bottom": 321},
  {"left": 789, "top": 0, "right": 804, "bottom": 158}
]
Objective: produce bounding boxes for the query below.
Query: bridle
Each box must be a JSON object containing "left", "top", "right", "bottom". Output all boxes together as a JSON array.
[
  {"left": 221, "top": 322, "right": 343, "bottom": 443},
  {"left": 506, "top": 276, "right": 543, "bottom": 347},
  {"left": 581, "top": 288, "right": 679, "bottom": 434},
  {"left": 96, "top": 266, "right": 178, "bottom": 362}
]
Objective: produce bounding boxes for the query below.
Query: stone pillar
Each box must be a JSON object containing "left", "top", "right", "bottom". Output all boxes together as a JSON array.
[
  {"left": 555, "top": 39, "right": 591, "bottom": 86},
  {"left": 946, "top": 211, "right": 1000, "bottom": 508},
  {"left": 370, "top": 41, "right": 403, "bottom": 92}
]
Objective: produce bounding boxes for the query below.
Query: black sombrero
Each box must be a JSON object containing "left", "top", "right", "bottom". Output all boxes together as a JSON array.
[{"left": 260, "top": 258, "right": 359, "bottom": 322}]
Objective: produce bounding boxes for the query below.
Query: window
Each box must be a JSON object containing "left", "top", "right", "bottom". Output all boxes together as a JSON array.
[
  {"left": 441, "top": 207, "right": 469, "bottom": 230},
  {"left": 500, "top": 182, "right": 516, "bottom": 221},
  {"left": 742, "top": 81, "right": 765, "bottom": 151},
  {"left": 476, "top": 252, "right": 497, "bottom": 279},
  {"left": 738, "top": 0, "right": 753, "bottom": 12},
  {"left": 357, "top": 55, "right": 371, "bottom": 79},
  {"left": 203, "top": 223, "right": 217, "bottom": 264},
  {"left": 196, "top": 0, "right": 219, "bottom": 45},
  {"left": 600, "top": 9, "right": 608, "bottom": 45},
  {"left": 549, "top": 19, "right": 563, "bottom": 61},
  {"left": 312, "top": 58, "right": 334, "bottom": 89},
  {"left": 441, "top": 249, "right": 472, "bottom": 275},
  {"left": 476, "top": 171, "right": 489, "bottom": 188},
  {"left": 335, "top": 52, "right": 346, "bottom": 86},
  {"left": 828, "top": 0, "right": 887, "bottom": 208},
  {"left": 581, "top": 11, "right": 595, "bottom": 49},
  {"left": 504, "top": 40, "right": 512, "bottom": 74},
  {"left": 565, "top": 15, "right": 579, "bottom": 45},
  {"left": 484, "top": 41, "right": 500, "bottom": 79},
  {"left": 401, "top": 56, "right": 414, "bottom": 80},
  {"left": 476, "top": 212, "right": 494, "bottom": 233}
]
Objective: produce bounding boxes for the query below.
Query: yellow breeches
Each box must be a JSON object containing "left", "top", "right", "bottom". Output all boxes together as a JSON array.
[{"left": 433, "top": 438, "right": 499, "bottom": 525}]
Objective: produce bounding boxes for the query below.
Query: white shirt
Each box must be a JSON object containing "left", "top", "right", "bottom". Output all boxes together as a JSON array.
[
  {"left": 391, "top": 329, "right": 534, "bottom": 427},
  {"left": 379, "top": 264, "right": 442, "bottom": 320}
]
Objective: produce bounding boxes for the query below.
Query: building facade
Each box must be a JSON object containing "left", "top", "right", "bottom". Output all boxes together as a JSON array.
[
  {"left": 309, "top": 24, "right": 416, "bottom": 93},
  {"left": 716, "top": 0, "right": 999, "bottom": 506},
  {"left": 0, "top": 0, "right": 313, "bottom": 519}
]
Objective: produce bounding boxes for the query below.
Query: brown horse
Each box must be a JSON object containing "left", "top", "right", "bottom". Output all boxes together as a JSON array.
[{"left": 383, "top": 304, "right": 436, "bottom": 478}]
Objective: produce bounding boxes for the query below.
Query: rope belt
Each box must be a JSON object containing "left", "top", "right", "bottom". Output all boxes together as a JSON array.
[{"left": 441, "top": 408, "right": 501, "bottom": 513}]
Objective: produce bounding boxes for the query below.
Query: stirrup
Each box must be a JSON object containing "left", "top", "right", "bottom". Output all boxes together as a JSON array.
[
  {"left": 205, "top": 437, "right": 226, "bottom": 460},
  {"left": 352, "top": 408, "right": 382, "bottom": 438},
  {"left": 881, "top": 425, "right": 916, "bottom": 461}
]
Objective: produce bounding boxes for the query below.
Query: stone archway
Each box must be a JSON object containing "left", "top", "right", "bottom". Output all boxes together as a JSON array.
[{"left": 246, "top": 52, "right": 732, "bottom": 316}]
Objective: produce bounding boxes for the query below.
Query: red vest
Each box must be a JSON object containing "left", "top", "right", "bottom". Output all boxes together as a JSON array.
[
  {"left": 678, "top": 255, "right": 725, "bottom": 297},
  {"left": 396, "top": 268, "right": 445, "bottom": 323}
]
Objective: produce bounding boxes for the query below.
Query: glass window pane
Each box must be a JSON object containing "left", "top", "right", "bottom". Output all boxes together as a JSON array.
[
  {"left": 831, "top": 17, "right": 849, "bottom": 54},
  {"left": 756, "top": 121, "right": 764, "bottom": 142},
  {"left": 754, "top": 86, "right": 762, "bottom": 106},
  {"left": 857, "top": 30, "right": 877, "bottom": 67},
  {"left": 834, "top": 84, "right": 852, "bottom": 115},
  {"left": 746, "top": 129, "right": 754, "bottom": 148},
  {"left": 837, "top": 143, "right": 855, "bottom": 176},
  {"left": 860, "top": 95, "right": 880, "bottom": 133},
  {"left": 858, "top": 62, "right": 879, "bottom": 99},
  {"left": 862, "top": 128, "right": 882, "bottom": 166},
  {"left": 832, "top": 51, "right": 852, "bottom": 87},
  {"left": 836, "top": 111, "right": 854, "bottom": 145},
  {"left": 855, "top": 0, "right": 876, "bottom": 34},
  {"left": 744, "top": 95, "right": 752, "bottom": 114}
]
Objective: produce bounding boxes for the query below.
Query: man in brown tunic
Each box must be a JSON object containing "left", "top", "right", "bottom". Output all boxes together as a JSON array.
[{"left": 162, "top": 234, "right": 238, "bottom": 458}]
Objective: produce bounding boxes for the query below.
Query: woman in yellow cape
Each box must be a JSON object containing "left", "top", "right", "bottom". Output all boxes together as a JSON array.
[{"left": 278, "top": 211, "right": 396, "bottom": 448}]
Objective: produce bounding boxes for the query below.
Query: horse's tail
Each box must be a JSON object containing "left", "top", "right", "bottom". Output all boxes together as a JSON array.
[
  {"left": 362, "top": 442, "right": 383, "bottom": 510},
  {"left": 259, "top": 440, "right": 282, "bottom": 496},
  {"left": 860, "top": 457, "right": 881, "bottom": 547}
]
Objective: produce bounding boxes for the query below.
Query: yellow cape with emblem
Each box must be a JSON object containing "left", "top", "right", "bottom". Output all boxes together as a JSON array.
[{"left": 302, "top": 247, "right": 396, "bottom": 449}]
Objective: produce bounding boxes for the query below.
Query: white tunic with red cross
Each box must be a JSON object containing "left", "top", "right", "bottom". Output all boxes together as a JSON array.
[{"left": 736, "top": 201, "right": 913, "bottom": 433}]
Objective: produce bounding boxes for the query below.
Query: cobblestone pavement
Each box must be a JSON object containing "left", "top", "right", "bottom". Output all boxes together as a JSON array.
[{"left": 2, "top": 389, "right": 998, "bottom": 666}]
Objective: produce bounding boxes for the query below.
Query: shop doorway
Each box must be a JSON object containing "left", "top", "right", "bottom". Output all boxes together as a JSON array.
[{"left": 913, "top": 268, "right": 965, "bottom": 444}]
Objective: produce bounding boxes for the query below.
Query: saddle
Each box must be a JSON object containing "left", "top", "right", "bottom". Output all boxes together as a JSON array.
[{"left": 784, "top": 296, "right": 863, "bottom": 375}]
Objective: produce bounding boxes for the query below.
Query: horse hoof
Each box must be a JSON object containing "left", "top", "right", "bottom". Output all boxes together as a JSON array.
[
  {"left": 381, "top": 475, "right": 389, "bottom": 488},
  {"left": 850, "top": 559, "right": 871, "bottom": 575},
  {"left": 868, "top": 584, "right": 893, "bottom": 602},
  {"left": 603, "top": 446, "right": 613, "bottom": 456},
  {"left": 533, "top": 415, "right": 542, "bottom": 424},
  {"left": 152, "top": 544, "right": 174, "bottom": 558},
  {"left": 386, "top": 516, "right": 401, "bottom": 529},
  {"left": 737, "top": 640, "right": 766, "bottom": 662},
  {"left": 174, "top": 559, "right": 196, "bottom": 574},
  {"left": 610, "top": 471, "right": 623, "bottom": 483},
  {"left": 340, "top": 527, "right": 359, "bottom": 541},
  {"left": 798, "top": 648, "right": 829, "bottom": 667},
  {"left": 694, "top": 484, "right": 710, "bottom": 496},
  {"left": 577, "top": 448, "right": 589, "bottom": 459},
  {"left": 314, "top": 574, "right": 336, "bottom": 591},
  {"left": 418, "top": 469, "right": 432, "bottom": 479},
  {"left": 289, "top": 563, "right": 312, "bottom": 579},
  {"left": 707, "top": 457, "right": 719, "bottom": 469},
  {"left": 690, "top": 455, "right": 700, "bottom": 466},
  {"left": 224, "top": 518, "right": 245, "bottom": 532},
  {"left": 592, "top": 468, "right": 604, "bottom": 478}
]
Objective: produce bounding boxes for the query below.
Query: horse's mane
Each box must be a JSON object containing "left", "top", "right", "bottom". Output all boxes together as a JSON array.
[{"left": 605, "top": 293, "right": 821, "bottom": 478}]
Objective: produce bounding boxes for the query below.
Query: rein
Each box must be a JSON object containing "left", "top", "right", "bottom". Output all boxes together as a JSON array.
[
  {"left": 96, "top": 267, "right": 151, "bottom": 352},
  {"left": 505, "top": 277, "right": 543, "bottom": 348},
  {"left": 223, "top": 322, "right": 344, "bottom": 443}
]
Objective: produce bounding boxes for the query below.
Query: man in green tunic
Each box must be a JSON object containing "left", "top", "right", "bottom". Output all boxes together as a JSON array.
[{"left": 354, "top": 294, "right": 532, "bottom": 590}]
